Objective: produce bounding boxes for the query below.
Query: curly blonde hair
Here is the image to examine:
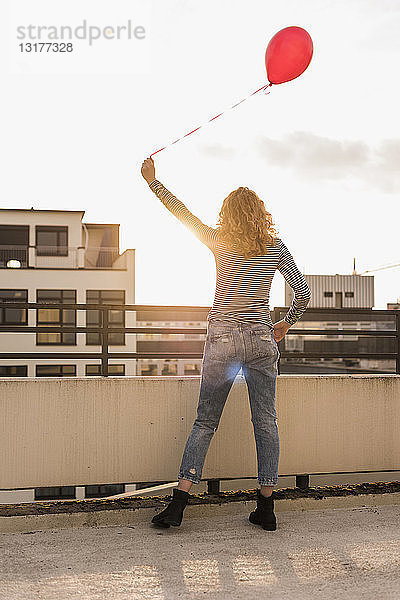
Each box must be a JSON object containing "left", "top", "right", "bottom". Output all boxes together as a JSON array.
[{"left": 215, "top": 187, "right": 279, "bottom": 259}]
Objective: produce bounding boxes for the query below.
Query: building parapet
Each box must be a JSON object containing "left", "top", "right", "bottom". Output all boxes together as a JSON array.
[{"left": 0, "top": 245, "right": 128, "bottom": 269}]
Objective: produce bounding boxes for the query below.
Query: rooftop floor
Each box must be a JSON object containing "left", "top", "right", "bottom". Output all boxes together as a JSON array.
[{"left": 1, "top": 498, "right": 400, "bottom": 599}]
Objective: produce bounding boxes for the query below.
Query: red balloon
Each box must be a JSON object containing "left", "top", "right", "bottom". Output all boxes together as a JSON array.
[{"left": 265, "top": 26, "right": 313, "bottom": 85}]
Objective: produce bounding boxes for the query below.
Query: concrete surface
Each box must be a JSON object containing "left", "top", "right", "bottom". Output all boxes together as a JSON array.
[
  {"left": 2, "top": 489, "right": 400, "bottom": 534},
  {"left": 1, "top": 502, "right": 399, "bottom": 599}
]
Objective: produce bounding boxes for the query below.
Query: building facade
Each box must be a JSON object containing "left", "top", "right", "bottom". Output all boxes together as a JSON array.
[
  {"left": 0, "top": 208, "right": 136, "bottom": 377},
  {"left": 135, "top": 308, "right": 209, "bottom": 377},
  {"left": 284, "top": 274, "right": 374, "bottom": 309},
  {"left": 281, "top": 273, "right": 396, "bottom": 373}
]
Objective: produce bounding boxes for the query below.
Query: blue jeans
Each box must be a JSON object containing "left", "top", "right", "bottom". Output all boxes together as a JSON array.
[{"left": 178, "top": 320, "right": 280, "bottom": 486}]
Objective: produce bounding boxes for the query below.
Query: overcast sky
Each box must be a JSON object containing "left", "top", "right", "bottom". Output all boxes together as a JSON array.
[{"left": 1, "top": 0, "right": 399, "bottom": 310}]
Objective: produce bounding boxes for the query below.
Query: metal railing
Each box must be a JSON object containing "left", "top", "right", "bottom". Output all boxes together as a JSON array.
[
  {"left": 0, "top": 303, "right": 399, "bottom": 376},
  {"left": 272, "top": 306, "right": 400, "bottom": 374},
  {"left": 0, "top": 245, "right": 29, "bottom": 268}
]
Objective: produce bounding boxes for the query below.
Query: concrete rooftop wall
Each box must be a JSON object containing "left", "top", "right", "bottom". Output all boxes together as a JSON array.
[{"left": 0, "top": 375, "right": 399, "bottom": 490}]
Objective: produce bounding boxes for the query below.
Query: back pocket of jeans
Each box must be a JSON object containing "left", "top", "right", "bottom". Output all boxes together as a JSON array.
[
  {"left": 250, "top": 330, "right": 276, "bottom": 359},
  {"left": 210, "top": 331, "right": 233, "bottom": 343}
]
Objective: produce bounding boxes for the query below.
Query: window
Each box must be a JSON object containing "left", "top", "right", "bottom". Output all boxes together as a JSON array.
[
  {"left": 36, "top": 365, "right": 76, "bottom": 377},
  {"left": 35, "top": 486, "right": 75, "bottom": 500},
  {"left": 36, "top": 290, "right": 76, "bottom": 345},
  {"left": 184, "top": 331, "right": 201, "bottom": 340},
  {"left": 324, "top": 291, "right": 333, "bottom": 298},
  {"left": 36, "top": 226, "right": 68, "bottom": 256},
  {"left": 141, "top": 362, "right": 158, "bottom": 376},
  {"left": 86, "top": 290, "right": 125, "bottom": 345},
  {"left": 0, "top": 290, "right": 27, "bottom": 325},
  {"left": 0, "top": 225, "right": 29, "bottom": 267},
  {"left": 345, "top": 291, "right": 354, "bottom": 298},
  {"left": 326, "top": 322, "right": 339, "bottom": 339},
  {"left": 161, "top": 330, "right": 172, "bottom": 340},
  {"left": 0, "top": 365, "right": 27, "bottom": 377},
  {"left": 184, "top": 363, "right": 201, "bottom": 375},
  {"left": 85, "top": 484, "right": 124, "bottom": 498},
  {"left": 85, "top": 364, "right": 125, "bottom": 376},
  {"left": 0, "top": 225, "right": 29, "bottom": 246},
  {"left": 162, "top": 360, "right": 177, "bottom": 375},
  {"left": 141, "top": 333, "right": 155, "bottom": 340},
  {"left": 284, "top": 336, "right": 304, "bottom": 351},
  {"left": 138, "top": 322, "right": 153, "bottom": 341}
]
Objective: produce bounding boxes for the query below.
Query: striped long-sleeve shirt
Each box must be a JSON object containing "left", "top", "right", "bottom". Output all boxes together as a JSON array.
[{"left": 148, "top": 179, "right": 311, "bottom": 330}]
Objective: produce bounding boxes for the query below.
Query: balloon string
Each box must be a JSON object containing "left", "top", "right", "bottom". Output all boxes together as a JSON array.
[{"left": 150, "top": 82, "right": 273, "bottom": 157}]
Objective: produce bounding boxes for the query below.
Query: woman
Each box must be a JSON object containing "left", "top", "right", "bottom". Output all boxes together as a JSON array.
[{"left": 141, "top": 156, "right": 311, "bottom": 530}]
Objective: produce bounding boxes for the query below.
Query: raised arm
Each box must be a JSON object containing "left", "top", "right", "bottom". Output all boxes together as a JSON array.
[{"left": 141, "top": 157, "right": 218, "bottom": 251}]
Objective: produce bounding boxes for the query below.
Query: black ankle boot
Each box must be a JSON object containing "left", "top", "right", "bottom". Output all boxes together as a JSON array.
[
  {"left": 249, "top": 488, "right": 277, "bottom": 531},
  {"left": 151, "top": 488, "right": 190, "bottom": 527}
]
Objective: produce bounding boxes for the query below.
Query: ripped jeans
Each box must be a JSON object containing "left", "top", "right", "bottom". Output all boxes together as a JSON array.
[{"left": 178, "top": 320, "right": 280, "bottom": 487}]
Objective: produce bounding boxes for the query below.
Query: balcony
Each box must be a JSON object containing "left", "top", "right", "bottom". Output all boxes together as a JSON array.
[
  {"left": 0, "top": 244, "right": 28, "bottom": 268},
  {"left": 0, "top": 245, "right": 128, "bottom": 269}
]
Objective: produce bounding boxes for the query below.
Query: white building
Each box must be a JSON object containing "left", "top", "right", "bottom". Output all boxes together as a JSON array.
[
  {"left": 0, "top": 208, "right": 136, "bottom": 377},
  {"left": 285, "top": 274, "right": 374, "bottom": 309}
]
